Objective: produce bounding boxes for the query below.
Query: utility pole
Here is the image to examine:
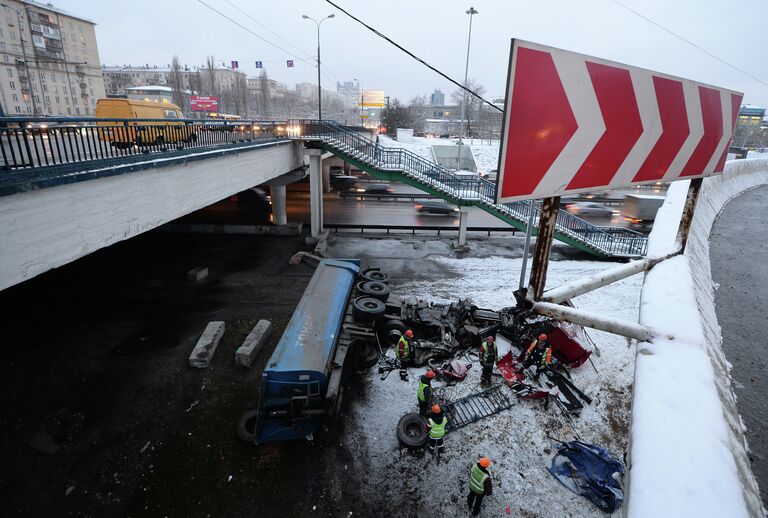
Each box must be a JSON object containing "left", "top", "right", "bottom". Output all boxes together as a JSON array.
[
  {"left": 302, "top": 14, "right": 335, "bottom": 120},
  {"left": 457, "top": 6, "right": 478, "bottom": 170}
]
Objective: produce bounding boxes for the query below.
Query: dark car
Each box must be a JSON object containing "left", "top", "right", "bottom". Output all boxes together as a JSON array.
[
  {"left": 330, "top": 175, "right": 358, "bottom": 191},
  {"left": 360, "top": 183, "right": 394, "bottom": 195},
  {"left": 415, "top": 201, "right": 460, "bottom": 215}
]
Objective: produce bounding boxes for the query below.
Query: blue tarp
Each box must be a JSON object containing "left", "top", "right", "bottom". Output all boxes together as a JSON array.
[{"left": 547, "top": 440, "right": 624, "bottom": 513}]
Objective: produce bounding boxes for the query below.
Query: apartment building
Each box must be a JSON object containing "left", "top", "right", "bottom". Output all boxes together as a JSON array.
[{"left": 0, "top": 0, "right": 105, "bottom": 116}]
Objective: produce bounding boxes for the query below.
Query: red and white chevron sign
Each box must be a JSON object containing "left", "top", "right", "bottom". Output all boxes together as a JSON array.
[{"left": 496, "top": 40, "right": 743, "bottom": 203}]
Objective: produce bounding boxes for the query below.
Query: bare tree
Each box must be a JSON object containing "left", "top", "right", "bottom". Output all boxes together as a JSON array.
[
  {"left": 204, "top": 56, "right": 219, "bottom": 99},
  {"left": 381, "top": 98, "right": 413, "bottom": 136},
  {"left": 169, "top": 55, "right": 187, "bottom": 113},
  {"left": 234, "top": 74, "right": 248, "bottom": 117},
  {"left": 450, "top": 78, "right": 486, "bottom": 137},
  {"left": 259, "top": 70, "right": 271, "bottom": 118},
  {"left": 408, "top": 94, "right": 428, "bottom": 133}
]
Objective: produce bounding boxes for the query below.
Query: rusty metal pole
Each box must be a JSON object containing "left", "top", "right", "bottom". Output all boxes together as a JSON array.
[
  {"left": 527, "top": 196, "right": 560, "bottom": 302},
  {"left": 675, "top": 178, "right": 703, "bottom": 253}
]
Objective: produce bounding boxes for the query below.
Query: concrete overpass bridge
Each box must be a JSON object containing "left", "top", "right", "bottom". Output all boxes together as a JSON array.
[{"left": 0, "top": 117, "right": 647, "bottom": 292}]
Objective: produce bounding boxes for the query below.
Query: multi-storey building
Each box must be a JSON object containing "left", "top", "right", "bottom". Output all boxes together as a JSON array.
[
  {"left": 734, "top": 104, "right": 767, "bottom": 148},
  {"left": 0, "top": 0, "right": 105, "bottom": 116}
]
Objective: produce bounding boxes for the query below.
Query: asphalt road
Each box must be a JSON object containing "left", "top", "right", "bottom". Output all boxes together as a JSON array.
[{"left": 709, "top": 185, "right": 768, "bottom": 504}]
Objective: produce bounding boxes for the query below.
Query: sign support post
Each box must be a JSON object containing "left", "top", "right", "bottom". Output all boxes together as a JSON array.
[
  {"left": 675, "top": 178, "right": 703, "bottom": 253},
  {"left": 527, "top": 196, "right": 560, "bottom": 301},
  {"left": 518, "top": 199, "right": 536, "bottom": 290}
]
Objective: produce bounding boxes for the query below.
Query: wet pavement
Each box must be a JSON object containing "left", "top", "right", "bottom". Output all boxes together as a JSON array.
[{"left": 709, "top": 185, "right": 768, "bottom": 506}]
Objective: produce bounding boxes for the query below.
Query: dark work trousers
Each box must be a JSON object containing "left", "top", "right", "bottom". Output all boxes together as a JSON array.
[
  {"left": 467, "top": 491, "right": 485, "bottom": 516},
  {"left": 481, "top": 362, "right": 493, "bottom": 386},
  {"left": 427, "top": 436, "right": 444, "bottom": 452},
  {"left": 418, "top": 399, "right": 430, "bottom": 417}
]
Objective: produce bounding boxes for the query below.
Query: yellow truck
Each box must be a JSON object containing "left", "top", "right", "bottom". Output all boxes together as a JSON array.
[{"left": 96, "top": 99, "right": 196, "bottom": 148}]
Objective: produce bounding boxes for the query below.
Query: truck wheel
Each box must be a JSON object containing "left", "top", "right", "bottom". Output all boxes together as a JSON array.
[
  {"left": 353, "top": 296, "right": 385, "bottom": 322},
  {"left": 397, "top": 413, "right": 428, "bottom": 449},
  {"left": 355, "top": 341, "right": 379, "bottom": 369},
  {"left": 361, "top": 269, "right": 389, "bottom": 283},
  {"left": 379, "top": 319, "right": 406, "bottom": 347},
  {"left": 237, "top": 408, "right": 260, "bottom": 442},
  {"left": 357, "top": 281, "right": 390, "bottom": 301}
]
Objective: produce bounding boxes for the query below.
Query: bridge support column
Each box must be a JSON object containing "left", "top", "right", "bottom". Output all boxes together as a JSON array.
[
  {"left": 307, "top": 149, "right": 324, "bottom": 238},
  {"left": 458, "top": 206, "right": 470, "bottom": 246},
  {"left": 271, "top": 184, "right": 287, "bottom": 226}
]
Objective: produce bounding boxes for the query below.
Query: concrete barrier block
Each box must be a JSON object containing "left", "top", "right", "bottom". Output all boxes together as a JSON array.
[
  {"left": 187, "top": 267, "right": 208, "bottom": 282},
  {"left": 189, "top": 321, "right": 225, "bottom": 368},
  {"left": 235, "top": 319, "right": 273, "bottom": 367}
]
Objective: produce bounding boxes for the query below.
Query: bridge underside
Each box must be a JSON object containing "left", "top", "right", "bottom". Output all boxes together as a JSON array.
[{"left": 0, "top": 141, "right": 303, "bottom": 291}]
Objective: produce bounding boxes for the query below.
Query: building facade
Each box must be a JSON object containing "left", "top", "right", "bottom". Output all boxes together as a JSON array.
[
  {"left": 733, "top": 104, "right": 767, "bottom": 149},
  {"left": 0, "top": 0, "right": 105, "bottom": 116},
  {"left": 429, "top": 89, "right": 445, "bottom": 106}
]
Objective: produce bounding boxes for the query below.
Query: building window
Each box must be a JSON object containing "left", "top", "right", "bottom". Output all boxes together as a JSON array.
[
  {"left": 75, "top": 106, "right": 80, "bottom": 115},
  {"left": 10, "top": 31, "right": 15, "bottom": 39},
  {"left": 63, "top": 86, "right": 67, "bottom": 93},
  {"left": 52, "top": 74, "right": 56, "bottom": 82},
  {"left": 45, "top": 95, "right": 50, "bottom": 103},
  {"left": 9, "top": 80, "right": 15, "bottom": 89},
  {"left": 26, "top": 106, "right": 31, "bottom": 113},
  {"left": 67, "top": 107, "right": 71, "bottom": 114},
  {"left": 33, "top": 95, "right": 39, "bottom": 102},
  {"left": 11, "top": 93, "right": 17, "bottom": 100},
  {"left": 15, "top": 106, "right": 21, "bottom": 113},
  {"left": 55, "top": 96, "right": 59, "bottom": 103},
  {"left": 43, "top": 84, "right": 47, "bottom": 92},
  {"left": 6, "top": 68, "right": 12, "bottom": 77},
  {"left": 40, "top": 72, "right": 45, "bottom": 80},
  {"left": 0, "top": 42, "right": 5, "bottom": 50}
]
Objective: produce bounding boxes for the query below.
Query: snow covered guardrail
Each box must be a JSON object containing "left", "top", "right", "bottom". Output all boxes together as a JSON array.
[{"left": 626, "top": 158, "right": 768, "bottom": 517}]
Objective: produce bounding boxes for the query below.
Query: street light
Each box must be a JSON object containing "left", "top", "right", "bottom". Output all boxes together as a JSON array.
[
  {"left": 457, "top": 6, "right": 478, "bottom": 170},
  {"left": 302, "top": 13, "right": 335, "bottom": 120}
]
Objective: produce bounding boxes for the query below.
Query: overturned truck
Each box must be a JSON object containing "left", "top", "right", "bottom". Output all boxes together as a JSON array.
[{"left": 239, "top": 258, "right": 593, "bottom": 445}]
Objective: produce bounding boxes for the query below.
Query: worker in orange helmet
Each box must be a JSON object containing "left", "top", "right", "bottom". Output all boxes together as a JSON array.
[
  {"left": 417, "top": 370, "right": 436, "bottom": 416},
  {"left": 424, "top": 404, "right": 447, "bottom": 455},
  {"left": 522, "top": 333, "right": 552, "bottom": 378},
  {"left": 396, "top": 329, "right": 416, "bottom": 380},
  {"left": 467, "top": 456, "right": 493, "bottom": 515}
]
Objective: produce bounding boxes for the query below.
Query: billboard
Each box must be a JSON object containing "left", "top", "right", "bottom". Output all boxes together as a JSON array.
[
  {"left": 361, "top": 90, "right": 385, "bottom": 108},
  {"left": 190, "top": 96, "right": 219, "bottom": 112},
  {"left": 496, "top": 40, "right": 743, "bottom": 203}
]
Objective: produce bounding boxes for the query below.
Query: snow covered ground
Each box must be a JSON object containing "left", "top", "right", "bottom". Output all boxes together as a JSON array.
[
  {"left": 333, "top": 237, "right": 640, "bottom": 517},
  {"left": 379, "top": 134, "right": 501, "bottom": 174}
]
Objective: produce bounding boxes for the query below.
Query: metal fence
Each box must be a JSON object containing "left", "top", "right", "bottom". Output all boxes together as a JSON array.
[{"left": 0, "top": 117, "right": 291, "bottom": 171}]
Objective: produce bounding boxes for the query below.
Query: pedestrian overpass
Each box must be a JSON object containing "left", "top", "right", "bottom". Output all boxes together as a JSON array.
[{"left": 0, "top": 117, "right": 647, "bottom": 291}]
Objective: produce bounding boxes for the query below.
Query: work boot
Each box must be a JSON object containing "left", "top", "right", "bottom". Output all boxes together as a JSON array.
[{"left": 399, "top": 369, "right": 408, "bottom": 381}]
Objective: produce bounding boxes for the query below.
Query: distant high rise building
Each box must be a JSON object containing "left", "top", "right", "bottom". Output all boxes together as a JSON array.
[
  {"left": 430, "top": 89, "right": 445, "bottom": 106},
  {"left": 0, "top": 0, "right": 106, "bottom": 116},
  {"left": 337, "top": 80, "right": 360, "bottom": 103}
]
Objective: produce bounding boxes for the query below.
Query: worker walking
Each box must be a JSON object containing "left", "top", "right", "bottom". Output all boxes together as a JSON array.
[
  {"left": 467, "top": 456, "right": 493, "bottom": 516},
  {"left": 479, "top": 335, "right": 497, "bottom": 387},
  {"left": 396, "top": 329, "right": 415, "bottom": 380},
  {"left": 417, "top": 370, "right": 435, "bottom": 416},
  {"left": 425, "top": 404, "right": 447, "bottom": 455},
  {"left": 522, "top": 333, "right": 552, "bottom": 377}
]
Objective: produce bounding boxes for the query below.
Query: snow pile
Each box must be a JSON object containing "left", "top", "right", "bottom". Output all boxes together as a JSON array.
[
  {"left": 342, "top": 255, "right": 640, "bottom": 517},
  {"left": 628, "top": 158, "right": 768, "bottom": 517},
  {"left": 379, "top": 135, "right": 500, "bottom": 173}
]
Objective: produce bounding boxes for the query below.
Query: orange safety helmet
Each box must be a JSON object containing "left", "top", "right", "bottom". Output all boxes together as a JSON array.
[
  {"left": 426, "top": 370, "right": 436, "bottom": 379},
  {"left": 486, "top": 335, "right": 495, "bottom": 343},
  {"left": 431, "top": 404, "right": 441, "bottom": 414},
  {"left": 405, "top": 329, "right": 414, "bottom": 338},
  {"left": 538, "top": 333, "right": 548, "bottom": 341},
  {"left": 479, "top": 457, "right": 491, "bottom": 468}
]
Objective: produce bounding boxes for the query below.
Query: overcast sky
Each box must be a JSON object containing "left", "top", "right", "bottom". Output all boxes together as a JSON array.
[{"left": 58, "top": 0, "right": 768, "bottom": 107}]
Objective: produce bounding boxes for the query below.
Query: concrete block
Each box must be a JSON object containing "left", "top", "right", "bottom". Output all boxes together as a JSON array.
[
  {"left": 187, "top": 267, "right": 208, "bottom": 282},
  {"left": 189, "top": 321, "right": 225, "bottom": 368},
  {"left": 235, "top": 319, "right": 273, "bottom": 367}
]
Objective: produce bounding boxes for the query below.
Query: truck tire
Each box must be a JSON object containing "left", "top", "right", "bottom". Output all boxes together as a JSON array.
[
  {"left": 237, "top": 408, "right": 260, "bottom": 443},
  {"left": 361, "top": 269, "right": 389, "bottom": 284},
  {"left": 397, "top": 413, "right": 428, "bottom": 449},
  {"left": 379, "top": 319, "right": 406, "bottom": 347},
  {"left": 355, "top": 340, "right": 380, "bottom": 369},
  {"left": 353, "top": 296, "right": 386, "bottom": 322},
  {"left": 357, "top": 281, "right": 390, "bottom": 301}
]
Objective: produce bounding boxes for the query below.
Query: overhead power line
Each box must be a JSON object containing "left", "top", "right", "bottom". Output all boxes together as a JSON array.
[
  {"left": 611, "top": 0, "right": 768, "bottom": 89},
  {"left": 196, "top": 0, "right": 314, "bottom": 67},
  {"left": 324, "top": 0, "right": 503, "bottom": 112}
]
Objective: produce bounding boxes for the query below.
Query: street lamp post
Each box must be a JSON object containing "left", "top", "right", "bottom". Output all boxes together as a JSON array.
[
  {"left": 457, "top": 6, "right": 478, "bottom": 170},
  {"left": 302, "top": 14, "right": 335, "bottom": 120}
]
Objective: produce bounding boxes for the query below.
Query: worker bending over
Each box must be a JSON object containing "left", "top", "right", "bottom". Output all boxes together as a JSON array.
[
  {"left": 479, "top": 335, "right": 497, "bottom": 387},
  {"left": 522, "top": 333, "right": 552, "bottom": 377},
  {"left": 417, "top": 370, "right": 435, "bottom": 416},
  {"left": 425, "top": 404, "right": 447, "bottom": 455},
  {"left": 396, "top": 329, "right": 416, "bottom": 380},
  {"left": 467, "top": 456, "right": 493, "bottom": 516}
]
